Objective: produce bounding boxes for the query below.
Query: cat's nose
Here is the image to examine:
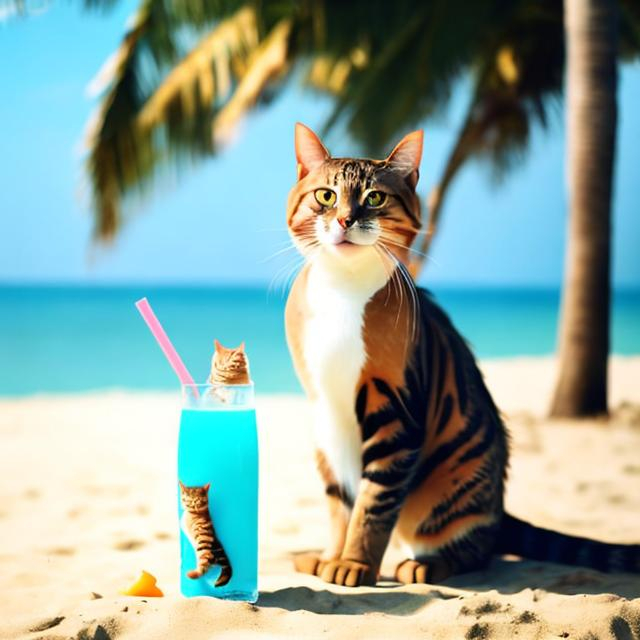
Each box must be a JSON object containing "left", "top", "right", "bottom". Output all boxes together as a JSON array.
[{"left": 336, "top": 216, "right": 355, "bottom": 229}]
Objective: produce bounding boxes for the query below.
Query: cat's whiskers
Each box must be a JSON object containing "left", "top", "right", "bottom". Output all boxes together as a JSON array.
[
  {"left": 373, "top": 244, "right": 396, "bottom": 308},
  {"left": 296, "top": 235, "right": 322, "bottom": 259},
  {"left": 383, "top": 248, "right": 404, "bottom": 314},
  {"left": 377, "top": 223, "right": 441, "bottom": 268},
  {"left": 262, "top": 222, "right": 319, "bottom": 264},
  {"left": 380, "top": 221, "right": 431, "bottom": 237},
  {"left": 285, "top": 243, "right": 322, "bottom": 294},
  {"left": 261, "top": 242, "right": 301, "bottom": 263},
  {"left": 253, "top": 225, "right": 298, "bottom": 233},
  {"left": 377, "top": 243, "right": 419, "bottom": 342},
  {"left": 291, "top": 223, "right": 321, "bottom": 258},
  {"left": 374, "top": 244, "right": 405, "bottom": 330},
  {"left": 378, "top": 231, "right": 436, "bottom": 264},
  {"left": 378, "top": 232, "right": 422, "bottom": 255},
  {"left": 397, "top": 259, "right": 420, "bottom": 341},
  {"left": 268, "top": 254, "right": 305, "bottom": 298},
  {"left": 268, "top": 239, "right": 321, "bottom": 298}
]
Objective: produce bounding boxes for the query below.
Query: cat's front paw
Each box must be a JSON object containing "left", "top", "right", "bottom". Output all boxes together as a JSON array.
[
  {"left": 293, "top": 552, "right": 326, "bottom": 577},
  {"left": 394, "top": 559, "right": 431, "bottom": 584},
  {"left": 319, "top": 559, "right": 376, "bottom": 587},
  {"left": 394, "top": 558, "right": 452, "bottom": 584}
]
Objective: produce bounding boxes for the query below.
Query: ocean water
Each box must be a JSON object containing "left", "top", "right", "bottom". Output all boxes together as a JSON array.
[{"left": 0, "top": 285, "right": 638, "bottom": 396}]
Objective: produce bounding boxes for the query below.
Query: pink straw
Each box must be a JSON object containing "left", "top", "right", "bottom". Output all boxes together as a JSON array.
[{"left": 135, "top": 297, "right": 198, "bottom": 392}]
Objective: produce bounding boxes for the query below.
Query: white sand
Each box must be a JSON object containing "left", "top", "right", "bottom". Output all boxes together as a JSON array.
[{"left": 0, "top": 357, "right": 639, "bottom": 639}]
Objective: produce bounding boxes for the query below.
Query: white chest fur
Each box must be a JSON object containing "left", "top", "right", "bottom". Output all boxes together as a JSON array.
[{"left": 302, "top": 248, "right": 389, "bottom": 500}]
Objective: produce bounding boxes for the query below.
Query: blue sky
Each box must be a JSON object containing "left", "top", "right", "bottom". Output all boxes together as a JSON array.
[{"left": 1, "top": 2, "right": 639, "bottom": 288}]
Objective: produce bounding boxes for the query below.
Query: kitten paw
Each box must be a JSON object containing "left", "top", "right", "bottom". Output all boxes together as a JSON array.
[
  {"left": 319, "top": 559, "right": 376, "bottom": 587},
  {"left": 186, "top": 569, "right": 203, "bottom": 579},
  {"left": 293, "top": 552, "right": 327, "bottom": 576}
]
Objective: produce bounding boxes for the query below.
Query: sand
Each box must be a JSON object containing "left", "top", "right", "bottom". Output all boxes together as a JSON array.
[{"left": 0, "top": 356, "right": 639, "bottom": 640}]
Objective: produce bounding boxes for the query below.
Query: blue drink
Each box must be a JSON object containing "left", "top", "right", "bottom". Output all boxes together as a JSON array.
[{"left": 177, "top": 384, "right": 258, "bottom": 602}]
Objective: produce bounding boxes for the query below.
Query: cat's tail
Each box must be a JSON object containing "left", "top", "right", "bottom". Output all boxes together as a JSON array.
[
  {"left": 214, "top": 564, "right": 232, "bottom": 587},
  {"left": 496, "top": 513, "right": 640, "bottom": 573}
]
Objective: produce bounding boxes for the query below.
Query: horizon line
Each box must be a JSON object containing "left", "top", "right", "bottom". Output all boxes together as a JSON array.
[{"left": 1, "top": 280, "right": 640, "bottom": 293}]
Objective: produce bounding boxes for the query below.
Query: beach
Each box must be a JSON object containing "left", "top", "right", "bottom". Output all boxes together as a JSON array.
[{"left": 1, "top": 356, "right": 639, "bottom": 639}]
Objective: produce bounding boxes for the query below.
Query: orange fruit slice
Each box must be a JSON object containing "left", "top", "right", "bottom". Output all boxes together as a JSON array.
[{"left": 121, "top": 570, "right": 164, "bottom": 597}]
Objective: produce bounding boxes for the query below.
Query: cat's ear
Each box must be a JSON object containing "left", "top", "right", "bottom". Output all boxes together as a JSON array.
[
  {"left": 214, "top": 338, "right": 223, "bottom": 352},
  {"left": 237, "top": 341, "right": 245, "bottom": 352},
  {"left": 203, "top": 483, "right": 210, "bottom": 492},
  {"left": 386, "top": 130, "right": 423, "bottom": 189},
  {"left": 179, "top": 480, "right": 185, "bottom": 489},
  {"left": 295, "top": 122, "right": 330, "bottom": 180}
]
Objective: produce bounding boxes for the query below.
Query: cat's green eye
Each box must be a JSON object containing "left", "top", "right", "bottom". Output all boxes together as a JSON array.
[
  {"left": 365, "top": 191, "right": 387, "bottom": 208},
  {"left": 314, "top": 189, "right": 337, "bottom": 208}
]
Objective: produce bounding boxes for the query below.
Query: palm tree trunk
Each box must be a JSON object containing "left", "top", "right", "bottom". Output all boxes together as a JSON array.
[{"left": 550, "top": 0, "right": 618, "bottom": 417}]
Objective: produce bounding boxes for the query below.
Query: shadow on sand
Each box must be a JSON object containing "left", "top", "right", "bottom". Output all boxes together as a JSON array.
[
  {"left": 441, "top": 557, "right": 640, "bottom": 600},
  {"left": 257, "top": 585, "right": 453, "bottom": 615},
  {"left": 258, "top": 557, "right": 640, "bottom": 615}
]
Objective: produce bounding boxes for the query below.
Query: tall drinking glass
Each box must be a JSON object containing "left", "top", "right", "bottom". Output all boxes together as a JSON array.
[{"left": 177, "top": 383, "right": 258, "bottom": 602}]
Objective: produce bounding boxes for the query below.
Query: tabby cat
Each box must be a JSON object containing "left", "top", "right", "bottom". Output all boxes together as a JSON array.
[
  {"left": 179, "top": 481, "right": 232, "bottom": 586},
  {"left": 284, "top": 122, "right": 640, "bottom": 587},
  {"left": 209, "top": 339, "right": 251, "bottom": 385}
]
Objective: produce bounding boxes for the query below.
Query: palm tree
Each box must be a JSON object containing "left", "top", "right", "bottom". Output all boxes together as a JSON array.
[
  {"left": 549, "top": 0, "right": 618, "bottom": 417},
  {"left": 82, "top": 0, "right": 637, "bottom": 418}
]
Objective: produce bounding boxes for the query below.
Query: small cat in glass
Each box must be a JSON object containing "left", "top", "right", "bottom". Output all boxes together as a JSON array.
[
  {"left": 207, "top": 340, "right": 251, "bottom": 403},
  {"left": 179, "top": 481, "right": 232, "bottom": 586},
  {"left": 209, "top": 339, "right": 250, "bottom": 384}
]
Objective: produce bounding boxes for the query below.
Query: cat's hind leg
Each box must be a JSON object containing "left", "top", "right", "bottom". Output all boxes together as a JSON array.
[
  {"left": 394, "top": 522, "right": 497, "bottom": 584},
  {"left": 186, "top": 548, "right": 214, "bottom": 579}
]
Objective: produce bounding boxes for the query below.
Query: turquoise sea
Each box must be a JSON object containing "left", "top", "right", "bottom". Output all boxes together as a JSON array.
[{"left": 1, "top": 285, "right": 638, "bottom": 397}]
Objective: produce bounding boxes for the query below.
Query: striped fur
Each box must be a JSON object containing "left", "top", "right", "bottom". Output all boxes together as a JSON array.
[
  {"left": 179, "top": 482, "right": 232, "bottom": 586},
  {"left": 285, "top": 123, "right": 640, "bottom": 587},
  {"left": 497, "top": 514, "right": 640, "bottom": 573},
  {"left": 209, "top": 340, "right": 250, "bottom": 385}
]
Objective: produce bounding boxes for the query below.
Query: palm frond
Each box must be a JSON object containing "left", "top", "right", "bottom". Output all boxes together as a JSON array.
[
  {"left": 620, "top": 0, "right": 640, "bottom": 59},
  {"left": 305, "top": 47, "right": 368, "bottom": 95},
  {"left": 137, "top": 7, "right": 259, "bottom": 130},
  {"left": 0, "top": 0, "right": 52, "bottom": 20},
  {"left": 86, "top": 4, "right": 261, "bottom": 239},
  {"left": 321, "top": 0, "right": 522, "bottom": 155},
  {"left": 410, "top": 0, "right": 565, "bottom": 277},
  {"left": 213, "top": 18, "right": 293, "bottom": 140},
  {"left": 83, "top": 0, "right": 120, "bottom": 11}
]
